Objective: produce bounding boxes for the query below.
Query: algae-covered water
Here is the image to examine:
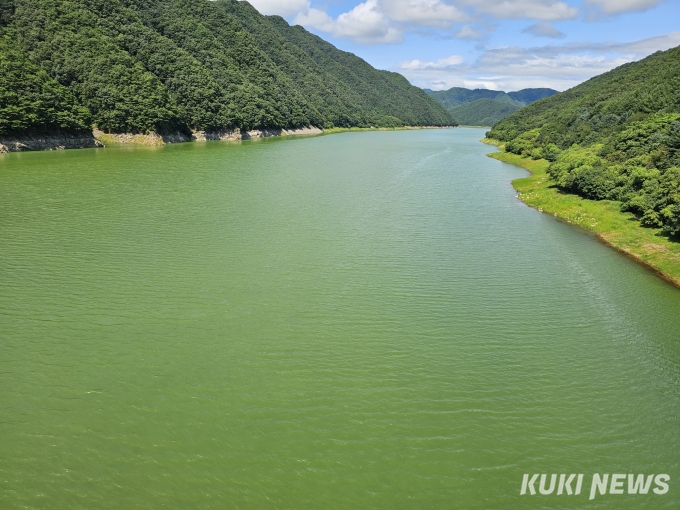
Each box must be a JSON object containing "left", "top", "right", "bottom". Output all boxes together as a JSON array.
[{"left": 1, "top": 128, "right": 678, "bottom": 509}]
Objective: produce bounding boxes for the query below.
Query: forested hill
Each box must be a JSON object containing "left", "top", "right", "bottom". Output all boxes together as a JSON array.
[
  {"left": 446, "top": 99, "right": 522, "bottom": 127},
  {"left": 424, "top": 87, "right": 557, "bottom": 126},
  {"left": 488, "top": 45, "right": 680, "bottom": 235},
  {"left": 0, "top": 0, "right": 455, "bottom": 138}
]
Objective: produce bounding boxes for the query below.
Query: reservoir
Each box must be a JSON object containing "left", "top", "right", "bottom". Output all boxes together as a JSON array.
[{"left": 1, "top": 128, "right": 679, "bottom": 509}]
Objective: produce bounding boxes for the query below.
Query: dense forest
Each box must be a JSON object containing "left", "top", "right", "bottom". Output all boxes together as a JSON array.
[
  {"left": 425, "top": 87, "right": 556, "bottom": 126},
  {"left": 447, "top": 99, "right": 521, "bottom": 127},
  {"left": 488, "top": 45, "right": 680, "bottom": 235},
  {"left": 0, "top": 32, "right": 92, "bottom": 135},
  {"left": 0, "top": 0, "right": 455, "bottom": 138}
]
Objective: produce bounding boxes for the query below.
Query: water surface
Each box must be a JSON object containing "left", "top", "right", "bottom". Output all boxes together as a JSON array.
[{"left": 1, "top": 129, "right": 679, "bottom": 509}]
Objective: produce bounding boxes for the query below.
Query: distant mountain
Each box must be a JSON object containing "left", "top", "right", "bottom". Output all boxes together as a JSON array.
[
  {"left": 506, "top": 88, "right": 558, "bottom": 105},
  {"left": 424, "top": 87, "right": 558, "bottom": 126},
  {"left": 0, "top": 0, "right": 454, "bottom": 140},
  {"left": 448, "top": 99, "right": 521, "bottom": 127},
  {"left": 488, "top": 45, "right": 680, "bottom": 235},
  {"left": 424, "top": 87, "right": 520, "bottom": 109}
]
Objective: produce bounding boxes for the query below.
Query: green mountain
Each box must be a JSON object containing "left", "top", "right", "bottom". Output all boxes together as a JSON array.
[
  {"left": 448, "top": 99, "right": 521, "bottom": 127},
  {"left": 487, "top": 45, "right": 680, "bottom": 235},
  {"left": 425, "top": 87, "right": 519, "bottom": 108},
  {"left": 424, "top": 87, "right": 557, "bottom": 126},
  {"left": 506, "top": 89, "right": 558, "bottom": 105},
  {"left": 0, "top": 0, "right": 454, "bottom": 138}
]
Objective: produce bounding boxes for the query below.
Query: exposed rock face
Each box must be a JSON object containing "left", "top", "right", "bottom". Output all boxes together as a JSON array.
[
  {"left": 92, "top": 129, "right": 190, "bottom": 145},
  {"left": 0, "top": 126, "right": 324, "bottom": 153},
  {"left": 0, "top": 134, "right": 104, "bottom": 153},
  {"left": 96, "top": 126, "right": 323, "bottom": 144},
  {"left": 192, "top": 126, "right": 323, "bottom": 141}
]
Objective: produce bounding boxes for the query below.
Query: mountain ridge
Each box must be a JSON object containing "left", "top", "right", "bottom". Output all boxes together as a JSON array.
[{"left": 425, "top": 86, "right": 557, "bottom": 126}]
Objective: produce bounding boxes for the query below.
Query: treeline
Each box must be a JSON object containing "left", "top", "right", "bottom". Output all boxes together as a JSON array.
[
  {"left": 488, "top": 45, "right": 680, "bottom": 235},
  {"left": 0, "top": 0, "right": 454, "bottom": 137}
]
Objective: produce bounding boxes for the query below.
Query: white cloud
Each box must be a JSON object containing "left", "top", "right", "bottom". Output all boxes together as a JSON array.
[
  {"left": 456, "top": 25, "right": 488, "bottom": 40},
  {"left": 399, "top": 55, "right": 465, "bottom": 69},
  {"left": 281, "top": 0, "right": 580, "bottom": 45},
  {"left": 610, "top": 31, "right": 680, "bottom": 53},
  {"left": 461, "top": 0, "right": 578, "bottom": 21},
  {"left": 522, "top": 22, "right": 566, "bottom": 39},
  {"left": 530, "top": 31, "right": 680, "bottom": 56},
  {"left": 295, "top": 0, "right": 403, "bottom": 44},
  {"left": 469, "top": 47, "right": 633, "bottom": 78},
  {"left": 381, "top": 0, "right": 470, "bottom": 27},
  {"left": 294, "top": 9, "right": 335, "bottom": 32},
  {"left": 247, "top": 0, "right": 676, "bottom": 62},
  {"left": 461, "top": 79, "right": 502, "bottom": 90},
  {"left": 584, "top": 0, "right": 666, "bottom": 16},
  {"left": 294, "top": 0, "right": 471, "bottom": 44},
  {"left": 242, "top": 0, "right": 311, "bottom": 17},
  {"left": 397, "top": 31, "right": 680, "bottom": 92}
]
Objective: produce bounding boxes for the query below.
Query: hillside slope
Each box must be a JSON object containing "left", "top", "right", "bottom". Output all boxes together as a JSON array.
[
  {"left": 425, "top": 86, "right": 556, "bottom": 126},
  {"left": 0, "top": 32, "right": 91, "bottom": 136},
  {"left": 0, "top": 0, "right": 455, "bottom": 140},
  {"left": 448, "top": 99, "right": 521, "bottom": 127},
  {"left": 425, "top": 87, "right": 522, "bottom": 109},
  {"left": 507, "top": 88, "right": 557, "bottom": 105},
  {"left": 487, "top": 45, "right": 680, "bottom": 235}
]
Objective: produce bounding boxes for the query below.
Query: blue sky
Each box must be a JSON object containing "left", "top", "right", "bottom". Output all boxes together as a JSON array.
[{"left": 243, "top": 0, "right": 680, "bottom": 92}]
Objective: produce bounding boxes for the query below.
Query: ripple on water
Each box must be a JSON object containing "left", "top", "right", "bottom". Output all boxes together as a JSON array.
[{"left": 1, "top": 129, "right": 679, "bottom": 509}]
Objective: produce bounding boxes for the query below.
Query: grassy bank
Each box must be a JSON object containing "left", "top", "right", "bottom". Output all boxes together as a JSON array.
[{"left": 483, "top": 139, "right": 680, "bottom": 288}]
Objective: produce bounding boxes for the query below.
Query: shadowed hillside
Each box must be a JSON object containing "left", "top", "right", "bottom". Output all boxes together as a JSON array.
[
  {"left": 0, "top": 0, "right": 455, "bottom": 140},
  {"left": 448, "top": 99, "right": 521, "bottom": 127}
]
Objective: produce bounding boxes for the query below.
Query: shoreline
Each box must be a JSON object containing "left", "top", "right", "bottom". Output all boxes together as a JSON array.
[
  {"left": 483, "top": 138, "right": 680, "bottom": 289},
  {"left": 0, "top": 133, "right": 104, "bottom": 153},
  {"left": 0, "top": 125, "right": 459, "bottom": 153},
  {"left": 92, "top": 126, "right": 324, "bottom": 146}
]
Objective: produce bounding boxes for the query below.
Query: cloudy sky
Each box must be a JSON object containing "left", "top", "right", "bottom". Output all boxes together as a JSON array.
[{"left": 242, "top": 0, "right": 680, "bottom": 92}]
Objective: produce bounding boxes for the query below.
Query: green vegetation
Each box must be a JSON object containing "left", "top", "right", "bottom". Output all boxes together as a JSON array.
[
  {"left": 486, "top": 147, "right": 680, "bottom": 286},
  {"left": 0, "top": 0, "right": 454, "bottom": 138},
  {"left": 448, "top": 99, "right": 520, "bottom": 127},
  {"left": 234, "top": 9, "right": 453, "bottom": 129},
  {"left": 425, "top": 87, "right": 556, "bottom": 127},
  {"left": 427, "top": 87, "right": 521, "bottom": 108},
  {"left": 0, "top": 31, "right": 91, "bottom": 135},
  {"left": 505, "top": 89, "right": 558, "bottom": 105},
  {"left": 488, "top": 45, "right": 680, "bottom": 236}
]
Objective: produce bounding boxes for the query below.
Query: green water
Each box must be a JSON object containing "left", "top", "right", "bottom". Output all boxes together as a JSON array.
[{"left": 1, "top": 129, "right": 679, "bottom": 509}]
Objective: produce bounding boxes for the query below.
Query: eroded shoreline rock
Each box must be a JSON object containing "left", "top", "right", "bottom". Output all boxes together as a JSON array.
[
  {"left": 1, "top": 126, "right": 454, "bottom": 153},
  {"left": 0, "top": 133, "right": 104, "bottom": 153}
]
